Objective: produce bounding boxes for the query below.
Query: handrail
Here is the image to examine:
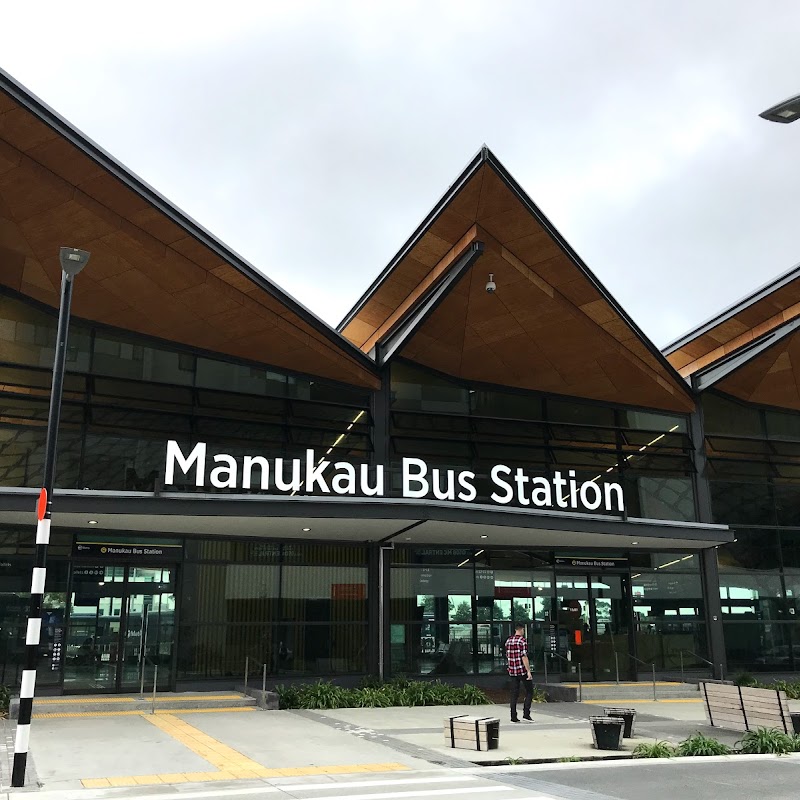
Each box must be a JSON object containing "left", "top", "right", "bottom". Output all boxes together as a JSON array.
[
  {"left": 243, "top": 655, "right": 269, "bottom": 697},
  {"left": 542, "top": 649, "right": 583, "bottom": 701},
  {"left": 139, "top": 652, "right": 159, "bottom": 714},
  {"left": 628, "top": 653, "right": 658, "bottom": 701},
  {"left": 678, "top": 649, "right": 717, "bottom": 683}
]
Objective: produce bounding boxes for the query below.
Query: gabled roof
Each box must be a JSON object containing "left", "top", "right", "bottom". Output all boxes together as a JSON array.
[
  {"left": 340, "top": 147, "right": 695, "bottom": 413},
  {"left": 694, "top": 315, "right": 800, "bottom": 410},
  {"left": 0, "top": 69, "right": 379, "bottom": 389},
  {"left": 664, "top": 262, "right": 800, "bottom": 378}
]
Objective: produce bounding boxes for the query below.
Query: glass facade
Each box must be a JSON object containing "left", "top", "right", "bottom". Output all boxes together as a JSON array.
[
  {"left": 389, "top": 547, "right": 704, "bottom": 680},
  {"left": 0, "top": 291, "right": 372, "bottom": 494},
  {"left": 390, "top": 361, "right": 696, "bottom": 521},
  {"left": 6, "top": 282, "right": 800, "bottom": 691},
  {"left": 704, "top": 391, "right": 800, "bottom": 672}
]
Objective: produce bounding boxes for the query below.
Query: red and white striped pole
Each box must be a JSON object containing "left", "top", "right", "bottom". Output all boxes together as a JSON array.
[{"left": 12, "top": 248, "right": 89, "bottom": 788}]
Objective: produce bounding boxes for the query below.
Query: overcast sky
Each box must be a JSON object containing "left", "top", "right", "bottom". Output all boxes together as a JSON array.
[{"left": 4, "top": 2, "right": 800, "bottom": 348}]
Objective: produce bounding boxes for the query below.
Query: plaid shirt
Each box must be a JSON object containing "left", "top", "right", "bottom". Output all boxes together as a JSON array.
[{"left": 505, "top": 633, "right": 529, "bottom": 676}]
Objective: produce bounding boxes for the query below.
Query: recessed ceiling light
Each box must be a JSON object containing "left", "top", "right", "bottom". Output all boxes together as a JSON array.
[
  {"left": 88, "top": 520, "right": 98, "bottom": 525},
  {"left": 405, "top": 537, "right": 411, "bottom": 541},
  {"left": 631, "top": 541, "right": 639, "bottom": 545},
  {"left": 302, "top": 527, "right": 311, "bottom": 532},
  {"left": 480, "top": 535, "right": 488, "bottom": 539}
]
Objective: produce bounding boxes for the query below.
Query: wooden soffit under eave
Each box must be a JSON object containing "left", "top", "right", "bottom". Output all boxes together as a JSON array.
[
  {"left": 667, "top": 278, "right": 800, "bottom": 378},
  {"left": 0, "top": 88, "right": 378, "bottom": 390},
  {"left": 346, "top": 158, "right": 693, "bottom": 413},
  {"left": 713, "top": 329, "right": 800, "bottom": 411}
]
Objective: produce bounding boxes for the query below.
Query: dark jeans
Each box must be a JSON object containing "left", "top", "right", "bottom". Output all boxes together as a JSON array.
[{"left": 510, "top": 675, "right": 533, "bottom": 720}]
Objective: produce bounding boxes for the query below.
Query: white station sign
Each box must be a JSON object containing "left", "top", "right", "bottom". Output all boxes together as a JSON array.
[{"left": 164, "top": 440, "right": 624, "bottom": 513}]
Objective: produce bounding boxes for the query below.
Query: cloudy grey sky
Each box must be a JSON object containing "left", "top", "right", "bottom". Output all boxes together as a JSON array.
[{"left": 4, "top": 2, "right": 800, "bottom": 348}]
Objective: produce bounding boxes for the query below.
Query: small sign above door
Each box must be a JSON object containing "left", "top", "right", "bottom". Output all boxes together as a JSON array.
[
  {"left": 555, "top": 556, "right": 629, "bottom": 570},
  {"left": 73, "top": 540, "right": 182, "bottom": 562}
]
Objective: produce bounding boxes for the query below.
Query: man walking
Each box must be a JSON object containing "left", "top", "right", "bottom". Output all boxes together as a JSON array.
[{"left": 505, "top": 622, "right": 533, "bottom": 723}]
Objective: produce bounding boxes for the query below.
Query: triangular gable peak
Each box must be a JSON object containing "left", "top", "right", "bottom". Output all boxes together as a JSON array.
[
  {"left": 695, "top": 317, "right": 800, "bottom": 411},
  {"left": 341, "top": 148, "right": 694, "bottom": 413},
  {"left": 0, "top": 69, "right": 378, "bottom": 390},
  {"left": 665, "top": 263, "right": 800, "bottom": 379}
]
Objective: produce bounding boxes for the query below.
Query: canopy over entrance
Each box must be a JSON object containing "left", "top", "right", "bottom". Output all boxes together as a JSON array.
[{"left": 0, "top": 488, "right": 731, "bottom": 550}]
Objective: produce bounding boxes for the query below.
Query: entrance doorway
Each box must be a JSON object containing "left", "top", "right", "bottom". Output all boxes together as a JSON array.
[
  {"left": 64, "top": 564, "right": 176, "bottom": 693},
  {"left": 555, "top": 574, "right": 631, "bottom": 681}
]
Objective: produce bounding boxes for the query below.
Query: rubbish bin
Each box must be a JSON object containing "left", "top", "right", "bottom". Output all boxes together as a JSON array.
[
  {"left": 791, "top": 712, "right": 800, "bottom": 734},
  {"left": 590, "top": 716, "right": 625, "bottom": 751},
  {"left": 603, "top": 706, "right": 637, "bottom": 738}
]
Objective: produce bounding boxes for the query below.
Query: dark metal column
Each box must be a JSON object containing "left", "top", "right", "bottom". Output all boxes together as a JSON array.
[
  {"left": 367, "top": 543, "right": 380, "bottom": 677},
  {"left": 690, "top": 401, "right": 727, "bottom": 680}
]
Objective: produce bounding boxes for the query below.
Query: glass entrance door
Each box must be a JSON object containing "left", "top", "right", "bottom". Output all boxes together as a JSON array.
[
  {"left": 64, "top": 564, "right": 176, "bottom": 693},
  {"left": 555, "top": 573, "right": 631, "bottom": 681}
]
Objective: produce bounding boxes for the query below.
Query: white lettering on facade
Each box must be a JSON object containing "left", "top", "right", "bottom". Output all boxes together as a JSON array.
[{"left": 162, "top": 442, "right": 625, "bottom": 513}]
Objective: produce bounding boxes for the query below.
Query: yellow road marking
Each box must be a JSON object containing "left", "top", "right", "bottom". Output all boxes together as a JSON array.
[
  {"left": 34, "top": 707, "right": 255, "bottom": 719},
  {"left": 80, "top": 712, "right": 409, "bottom": 788},
  {"left": 36, "top": 694, "right": 243, "bottom": 705},
  {"left": 563, "top": 682, "right": 689, "bottom": 687},
  {"left": 583, "top": 698, "right": 703, "bottom": 704}
]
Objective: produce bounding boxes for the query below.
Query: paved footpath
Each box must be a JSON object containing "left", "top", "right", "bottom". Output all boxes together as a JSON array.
[{"left": 1, "top": 697, "right": 799, "bottom": 797}]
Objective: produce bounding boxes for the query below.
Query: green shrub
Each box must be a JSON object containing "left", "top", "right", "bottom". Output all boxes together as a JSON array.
[
  {"left": 454, "top": 684, "right": 490, "bottom": 705},
  {"left": 677, "top": 732, "right": 732, "bottom": 756},
  {"left": 734, "top": 672, "right": 757, "bottom": 687},
  {"left": 633, "top": 741, "right": 676, "bottom": 758},
  {"left": 530, "top": 686, "right": 548, "bottom": 704},
  {"left": 353, "top": 687, "right": 391, "bottom": 707},
  {"left": 296, "top": 680, "right": 348, "bottom": 710},
  {"left": 790, "top": 733, "right": 800, "bottom": 753},
  {"left": 557, "top": 756, "right": 582, "bottom": 763},
  {"left": 771, "top": 680, "right": 800, "bottom": 700},
  {"left": 0, "top": 685, "right": 9, "bottom": 715},
  {"left": 737, "top": 727, "right": 794, "bottom": 755},
  {"left": 274, "top": 684, "right": 301, "bottom": 709},
  {"left": 276, "top": 679, "right": 493, "bottom": 710}
]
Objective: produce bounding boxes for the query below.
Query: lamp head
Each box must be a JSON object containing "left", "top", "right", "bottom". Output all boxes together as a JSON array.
[
  {"left": 759, "top": 94, "right": 800, "bottom": 124},
  {"left": 59, "top": 247, "right": 91, "bottom": 277}
]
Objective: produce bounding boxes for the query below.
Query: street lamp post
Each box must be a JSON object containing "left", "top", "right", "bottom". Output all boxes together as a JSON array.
[{"left": 11, "top": 247, "right": 90, "bottom": 788}]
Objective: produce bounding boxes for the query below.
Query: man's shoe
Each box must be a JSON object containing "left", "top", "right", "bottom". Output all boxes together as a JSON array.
[
  {"left": 510, "top": 718, "right": 520, "bottom": 723},
  {"left": 522, "top": 715, "right": 533, "bottom": 722}
]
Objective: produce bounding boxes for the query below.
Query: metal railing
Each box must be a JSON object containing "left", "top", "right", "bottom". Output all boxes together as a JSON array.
[
  {"left": 628, "top": 653, "right": 658, "bottom": 701},
  {"left": 542, "top": 649, "right": 583, "bottom": 701},
  {"left": 678, "top": 649, "right": 719, "bottom": 683},
  {"left": 243, "top": 656, "right": 268, "bottom": 698},
  {"left": 139, "top": 653, "right": 159, "bottom": 715}
]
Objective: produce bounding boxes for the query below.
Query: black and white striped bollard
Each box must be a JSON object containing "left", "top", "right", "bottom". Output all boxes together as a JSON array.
[{"left": 11, "top": 247, "right": 89, "bottom": 788}]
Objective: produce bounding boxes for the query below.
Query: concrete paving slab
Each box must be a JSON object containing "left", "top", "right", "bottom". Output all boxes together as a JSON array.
[
  {"left": 173, "top": 709, "right": 438, "bottom": 770},
  {"left": 28, "top": 715, "right": 211, "bottom": 787},
  {"left": 396, "top": 723, "right": 649, "bottom": 763}
]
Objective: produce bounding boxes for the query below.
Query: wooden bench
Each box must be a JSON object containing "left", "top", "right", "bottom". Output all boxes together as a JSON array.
[
  {"left": 444, "top": 715, "right": 499, "bottom": 751},
  {"left": 700, "top": 681, "right": 791, "bottom": 733}
]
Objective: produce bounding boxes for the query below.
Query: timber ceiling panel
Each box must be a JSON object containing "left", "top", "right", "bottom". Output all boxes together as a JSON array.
[
  {"left": 0, "top": 81, "right": 378, "bottom": 390},
  {"left": 343, "top": 152, "right": 692, "bottom": 412},
  {"left": 715, "top": 330, "right": 800, "bottom": 411},
  {"left": 667, "top": 272, "right": 800, "bottom": 378}
]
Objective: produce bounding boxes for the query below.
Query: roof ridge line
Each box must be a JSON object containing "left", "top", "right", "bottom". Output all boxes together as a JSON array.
[{"left": 0, "top": 66, "right": 376, "bottom": 376}]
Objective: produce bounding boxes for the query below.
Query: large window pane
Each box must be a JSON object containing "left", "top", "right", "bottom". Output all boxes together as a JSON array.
[
  {"left": 719, "top": 573, "right": 784, "bottom": 619},
  {"left": 0, "top": 294, "right": 90, "bottom": 371},
  {"left": 93, "top": 333, "right": 194, "bottom": 385}
]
